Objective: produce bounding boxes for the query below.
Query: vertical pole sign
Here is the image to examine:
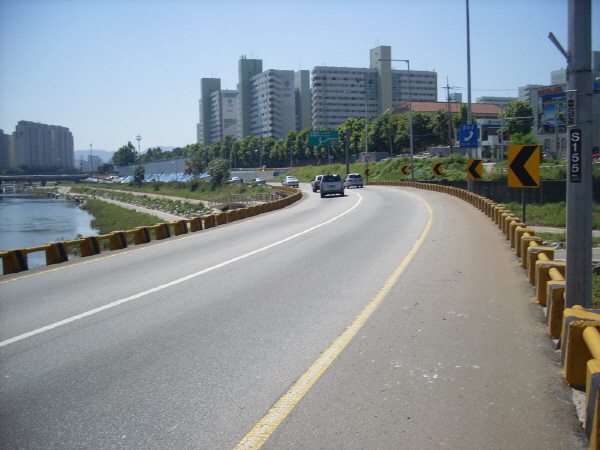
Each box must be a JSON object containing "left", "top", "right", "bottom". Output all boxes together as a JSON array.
[{"left": 569, "top": 129, "right": 581, "bottom": 183}]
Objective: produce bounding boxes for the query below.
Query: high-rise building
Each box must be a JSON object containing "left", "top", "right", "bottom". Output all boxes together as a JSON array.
[
  {"left": 0, "top": 129, "right": 9, "bottom": 169},
  {"left": 199, "top": 58, "right": 309, "bottom": 143},
  {"left": 11, "top": 121, "right": 74, "bottom": 169},
  {"left": 198, "top": 46, "right": 435, "bottom": 143},
  {"left": 197, "top": 78, "right": 222, "bottom": 146},
  {"left": 311, "top": 46, "right": 437, "bottom": 129},
  {"left": 197, "top": 79, "right": 240, "bottom": 146},
  {"left": 295, "top": 70, "right": 311, "bottom": 132},
  {"left": 248, "top": 69, "right": 296, "bottom": 139},
  {"left": 237, "top": 57, "right": 263, "bottom": 139}
]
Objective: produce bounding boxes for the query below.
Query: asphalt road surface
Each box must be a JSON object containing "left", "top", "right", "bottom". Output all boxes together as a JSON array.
[{"left": 0, "top": 185, "right": 586, "bottom": 449}]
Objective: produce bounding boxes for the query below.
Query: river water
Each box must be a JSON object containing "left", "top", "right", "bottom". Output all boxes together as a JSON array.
[{"left": 0, "top": 193, "right": 98, "bottom": 268}]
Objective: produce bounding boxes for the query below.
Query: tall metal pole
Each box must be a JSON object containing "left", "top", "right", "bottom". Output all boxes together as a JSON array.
[
  {"left": 136, "top": 135, "right": 141, "bottom": 163},
  {"left": 90, "top": 143, "right": 93, "bottom": 177},
  {"left": 407, "top": 61, "right": 414, "bottom": 185},
  {"left": 445, "top": 79, "right": 454, "bottom": 154},
  {"left": 565, "top": 0, "right": 593, "bottom": 308},
  {"left": 555, "top": 103, "right": 559, "bottom": 157},
  {"left": 364, "top": 77, "right": 368, "bottom": 155},
  {"left": 465, "top": 0, "right": 474, "bottom": 192},
  {"left": 499, "top": 105, "right": 504, "bottom": 161}
]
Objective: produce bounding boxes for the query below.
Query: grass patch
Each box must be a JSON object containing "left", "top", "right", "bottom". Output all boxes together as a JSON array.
[
  {"left": 593, "top": 274, "right": 600, "bottom": 309},
  {"left": 80, "top": 200, "right": 164, "bottom": 235},
  {"left": 76, "top": 180, "right": 270, "bottom": 201},
  {"left": 502, "top": 201, "right": 600, "bottom": 229}
]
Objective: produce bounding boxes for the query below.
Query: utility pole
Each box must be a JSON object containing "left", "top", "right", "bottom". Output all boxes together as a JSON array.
[
  {"left": 442, "top": 79, "right": 457, "bottom": 154},
  {"left": 565, "top": 0, "right": 593, "bottom": 308},
  {"left": 466, "top": 0, "right": 474, "bottom": 192}
]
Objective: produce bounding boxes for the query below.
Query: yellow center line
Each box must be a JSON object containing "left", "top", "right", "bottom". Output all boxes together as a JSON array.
[{"left": 233, "top": 192, "right": 434, "bottom": 450}]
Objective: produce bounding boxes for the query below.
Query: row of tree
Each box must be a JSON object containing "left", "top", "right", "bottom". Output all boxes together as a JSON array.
[{"left": 107, "top": 101, "right": 535, "bottom": 173}]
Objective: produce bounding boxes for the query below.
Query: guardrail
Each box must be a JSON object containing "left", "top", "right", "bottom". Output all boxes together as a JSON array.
[
  {"left": 0, "top": 186, "right": 302, "bottom": 276},
  {"left": 370, "top": 180, "right": 599, "bottom": 448}
]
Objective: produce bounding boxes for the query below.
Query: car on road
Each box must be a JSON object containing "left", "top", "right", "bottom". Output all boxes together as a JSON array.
[
  {"left": 344, "top": 173, "right": 363, "bottom": 188},
  {"left": 228, "top": 176, "right": 243, "bottom": 184},
  {"left": 311, "top": 175, "right": 324, "bottom": 192},
  {"left": 252, "top": 177, "right": 266, "bottom": 185},
  {"left": 281, "top": 176, "right": 299, "bottom": 188},
  {"left": 320, "top": 174, "right": 344, "bottom": 198}
]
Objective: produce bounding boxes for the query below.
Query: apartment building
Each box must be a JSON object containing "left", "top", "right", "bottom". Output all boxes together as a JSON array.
[
  {"left": 199, "top": 58, "right": 309, "bottom": 144},
  {"left": 198, "top": 46, "right": 436, "bottom": 144},
  {"left": 311, "top": 46, "right": 438, "bottom": 129},
  {"left": 198, "top": 78, "right": 226, "bottom": 146},
  {"left": 10, "top": 121, "right": 74, "bottom": 169},
  {"left": 248, "top": 69, "right": 296, "bottom": 139},
  {"left": 0, "top": 129, "right": 9, "bottom": 169},
  {"left": 476, "top": 96, "right": 517, "bottom": 108}
]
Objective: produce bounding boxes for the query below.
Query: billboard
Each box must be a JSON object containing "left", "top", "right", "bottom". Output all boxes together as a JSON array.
[{"left": 537, "top": 86, "right": 566, "bottom": 134}]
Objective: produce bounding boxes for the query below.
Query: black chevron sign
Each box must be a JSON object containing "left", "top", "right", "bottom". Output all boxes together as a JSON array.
[
  {"left": 432, "top": 163, "right": 443, "bottom": 176},
  {"left": 400, "top": 165, "right": 410, "bottom": 175},
  {"left": 467, "top": 159, "right": 483, "bottom": 179},
  {"left": 508, "top": 145, "right": 540, "bottom": 188}
]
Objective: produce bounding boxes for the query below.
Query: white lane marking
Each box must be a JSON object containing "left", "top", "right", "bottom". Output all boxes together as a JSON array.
[{"left": 1, "top": 195, "right": 363, "bottom": 348}]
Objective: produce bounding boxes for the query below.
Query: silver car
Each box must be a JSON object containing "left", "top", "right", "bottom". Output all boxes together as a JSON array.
[
  {"left": 281, "top": 176, "right": 299, "bottom": 188},
  {"left": 311, "top": 175, "right": 324, "bottom": 192},
  {"left": 344, "top": 173, "right": 363, "bottom": 188}
]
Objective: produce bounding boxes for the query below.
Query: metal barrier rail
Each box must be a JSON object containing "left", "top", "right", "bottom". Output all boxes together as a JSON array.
[
  {"left": 0, "top": 186, "right": 302, "bottom": 276},
  {"left": 207, "top": 194, "right": 259, "bottom": 208},
  {"left": 368, "top": 179, "right": 599, "bottom": 447}
]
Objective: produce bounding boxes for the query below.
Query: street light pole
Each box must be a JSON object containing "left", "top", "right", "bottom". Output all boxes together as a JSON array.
[
  {"left": 378, "top": 58, "right": 414, "bottom": 184},
  {"left": 136, "top": 135, "right": 141, "bottom": 163}
]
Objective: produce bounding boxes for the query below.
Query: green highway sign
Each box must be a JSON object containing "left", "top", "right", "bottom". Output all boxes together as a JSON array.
[{"left": 308, "top": 130, "right": 339, "bottom": 146}]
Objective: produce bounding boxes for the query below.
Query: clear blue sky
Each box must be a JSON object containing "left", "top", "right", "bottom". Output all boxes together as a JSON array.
[{"left": 0, "top": 0, "right": 598, "bottom": 154}]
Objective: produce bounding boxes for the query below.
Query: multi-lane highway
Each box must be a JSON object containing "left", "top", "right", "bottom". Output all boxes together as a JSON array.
[{"left": 0, "top": 185, "right": 586, "bottom": 449}]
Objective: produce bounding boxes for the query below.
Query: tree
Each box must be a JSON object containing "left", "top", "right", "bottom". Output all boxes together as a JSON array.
[
  {"left": 133, "top": 165, "right": 145, "bottom": 187},
  {"left": 184, "top": 152, "right": 206, "bottom": 177},
  {"left": 207, "top": 158, "right": 230, "bottom": 186},
  {"left": 97, "top": 162, "right": 114, "bottom": 174},
  {"left": 502, "top": 100, "right": 534, "bottom": 135},
  {"left": 411, "top": 111, "right": 436, "bottom": 150},
  {"left": 431, "top": 109, "right": 452, "bottom": 147},
  {"left": 451, "top": 103, "right": 476, "bottom": 136},
  {"left": 369, "top": 114, "right": 401, "bottom": 154},
  {"left": 112, "top": 142, "right": 137, "bottom": 166},
  {"left": 508, "top": 132, "right": 538, "bottom": 145}
]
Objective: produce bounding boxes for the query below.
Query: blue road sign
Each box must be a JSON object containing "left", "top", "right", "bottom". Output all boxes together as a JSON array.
[{"left": 459, "top": 124, "right": 478, "bottom": 148}]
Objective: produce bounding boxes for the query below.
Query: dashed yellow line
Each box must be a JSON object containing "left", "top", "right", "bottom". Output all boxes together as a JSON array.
[{"left": 233, "top": 192, "right": 434, "bottom": 450}]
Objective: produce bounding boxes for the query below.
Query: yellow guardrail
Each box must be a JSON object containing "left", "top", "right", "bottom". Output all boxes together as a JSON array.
[
  {"left": 0, "top": 186, "right": 302, "bottom": 276},
  {"left": 368, "top": 179, "right": 599, "bottom": 448}
]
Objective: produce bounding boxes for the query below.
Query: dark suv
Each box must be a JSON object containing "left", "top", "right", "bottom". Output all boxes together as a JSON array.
[{"left": 320, "top": 174, "right": 344, "bottom": 198}]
